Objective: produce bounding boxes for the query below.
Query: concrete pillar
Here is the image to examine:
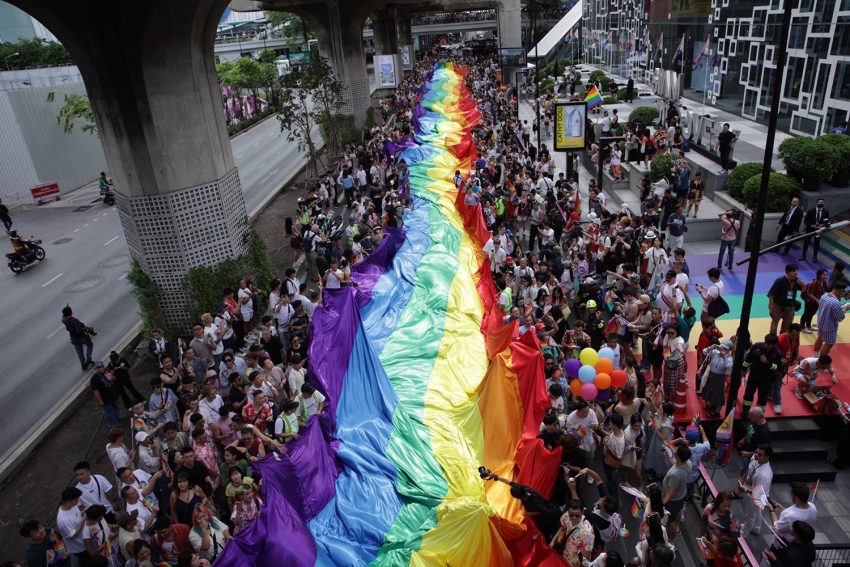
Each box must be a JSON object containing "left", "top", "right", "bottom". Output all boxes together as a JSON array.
[
  {"left": 497, "top": 0, "right": 524, "bottom": 86},
  {"left": 14, "top": 0, "right": 249, "bottom": 326},
  {"left": 395, "top": 12, "right": 413, "bottom": 48},
  {"left": 497, "top": 0, "right": 523, "bottom": 50},
  {"left": 372, "top": 7, "right": 399, "bottom": 56},
  {"left": 301, "top": 1, "right": 372, "bottom": 127}
]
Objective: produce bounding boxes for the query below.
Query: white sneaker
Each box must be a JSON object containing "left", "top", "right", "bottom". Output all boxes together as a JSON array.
[
  {"left": 795, "top": 388, "right": 804, "bottom": 400},
  {"left": 802, "top": 327, "right": 813, "bottom": 334},
  {"left": 774, "top": 404, "right": 782, "bottom": 415}
]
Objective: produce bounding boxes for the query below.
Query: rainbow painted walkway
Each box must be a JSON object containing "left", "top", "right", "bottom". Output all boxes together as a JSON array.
[
  {"left": 679, "top": 252, "right": 850, "bottom": 419},
  {"left": 216, "top": 63, "right": 563, "bottom": 566}
]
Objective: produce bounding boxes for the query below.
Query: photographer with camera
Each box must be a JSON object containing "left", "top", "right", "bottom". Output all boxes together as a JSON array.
[
  {"left": 717, "top": 210, "right": 742, "bottom": 271},
  {"left": 478, "top": 466, "right": 561, "bottom": 541},
  {"left": 62, "top": 304, "right": 96, "bottom": 371}
]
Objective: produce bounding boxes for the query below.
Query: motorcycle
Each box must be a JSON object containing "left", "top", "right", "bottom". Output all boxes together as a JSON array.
[
  {"left": 101, "top": 190, "right": 115, "bottom": 206},
  {"left": 6, "top": 236, "right": 46, "bottom": 273},
  {"left": 99, "top": 175, "right": 115, "bottom": 206}
]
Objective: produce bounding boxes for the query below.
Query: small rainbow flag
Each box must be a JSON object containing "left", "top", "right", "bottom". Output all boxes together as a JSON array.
[
  {"left": 585, "top": 86, "right": 603, "bottom": 109},
  {"left": 630, "top": 497, "right": 644, "bottom": 520},
  {"left": 604, "top": 316, "right": 624, "bottom": 337}
]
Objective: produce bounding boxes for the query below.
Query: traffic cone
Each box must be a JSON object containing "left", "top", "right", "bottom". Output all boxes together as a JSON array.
[{"left": 674, "top": 375, "right": 688, "bottom": 418}]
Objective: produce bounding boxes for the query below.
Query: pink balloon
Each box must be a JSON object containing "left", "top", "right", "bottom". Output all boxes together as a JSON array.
[{"left": 580, "top": 383, "right": 599, "bottom": 400}]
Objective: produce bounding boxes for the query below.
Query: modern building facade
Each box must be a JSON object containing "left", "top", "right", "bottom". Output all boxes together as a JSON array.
[{"left": 581, "top": 0, "right": 850, "bottom": 136}]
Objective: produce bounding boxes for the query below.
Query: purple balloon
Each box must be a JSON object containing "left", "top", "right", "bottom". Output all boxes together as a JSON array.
[
  {"left": 565, "top": 358, "right": 582, "bottom": 378},
  {"left": 596, "top": 388, "right": 612, "bottom": 403}
]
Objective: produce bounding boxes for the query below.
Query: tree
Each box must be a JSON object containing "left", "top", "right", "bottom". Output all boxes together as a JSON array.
[
  {"left": 46, "top": 91, "right": 97, "bottom": 134},
  {"left": 277, "top": 67, "right": 322, "bottom": 177},
  {"left": 265, "top": 11, "right": 315, "bottom": 48},
  {"left": 0, "top": 38, "right": 73, "bottom": 70},
  {"left": 309, "top": 56, "right": 345, "bottom": 154},
  {"left": 216, "top": 56, "right": 279, "bottom": 115}
]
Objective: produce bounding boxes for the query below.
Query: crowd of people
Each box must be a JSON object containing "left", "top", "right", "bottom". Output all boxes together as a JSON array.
[{"left": 14, "top": 48, "right": 839, "bottom": 567}]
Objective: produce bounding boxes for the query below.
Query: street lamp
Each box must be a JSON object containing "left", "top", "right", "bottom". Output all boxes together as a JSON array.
[
  {"left": 725, "top": 0, "right": 794, "bottom": 414},
  {"left": 4, "top": 52, "right": 20, "bottom": 71}
]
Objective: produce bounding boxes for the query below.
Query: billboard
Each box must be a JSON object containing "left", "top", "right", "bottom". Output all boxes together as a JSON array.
[
  {"left": 499, "top": 47, "right": 526, "bottom": 67},
  {"left": 554, "top": 101, "right": 587, "bottom": 151},
  {"left": 375, "top": 54, "right": 398, "bottom": 88}
]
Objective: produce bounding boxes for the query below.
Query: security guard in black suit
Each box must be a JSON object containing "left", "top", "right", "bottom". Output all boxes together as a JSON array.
[
  {"left": 777, "top": 196, "right": 803, "bottom": 255},
  {"left": 801, "top": 198, "right": 830, "bottom": 262}
]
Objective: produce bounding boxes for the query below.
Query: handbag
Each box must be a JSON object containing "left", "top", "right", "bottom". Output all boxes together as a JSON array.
[{"left": 706, "top": 287, "right": 731, "bottom": 318}]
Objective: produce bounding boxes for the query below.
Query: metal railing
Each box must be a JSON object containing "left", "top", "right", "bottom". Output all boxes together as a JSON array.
[
  {"left": 696, "top": 463, "right": 761, "bottom": 567},
  {"left": 813, "top": 544, "right": 850, "bottom": 566}
]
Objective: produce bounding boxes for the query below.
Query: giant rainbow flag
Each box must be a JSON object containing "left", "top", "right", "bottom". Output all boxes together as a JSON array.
[{"left": 216, "top": 62, "right": 564, "bottom": 566}]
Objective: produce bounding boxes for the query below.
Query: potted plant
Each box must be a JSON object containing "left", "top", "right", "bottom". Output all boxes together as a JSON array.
[
  {"left": 742, "top": 172, "right": 801, "bottom": 212},
  {"left": 817, "top": 133, "right": 850, "bottom": 188},
  {"left": 725, "top": 162, "right": 771, "bottom": 202},
  {"left": 649, "top": 153, "right": 676, "bottom": 182},
  {"left": 778, "top": 136, "right": 840, "bottom": 191},
  {"left": 627, "top": 106, "right": 660, "bottom": 130}
]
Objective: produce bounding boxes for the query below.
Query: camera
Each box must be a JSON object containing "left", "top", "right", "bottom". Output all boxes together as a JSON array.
[
  {"left": 478, "top": 466, "right": 494, "bottom": 480},
  {"left": 725, "top": 208, "right": 742, "bottom": 220},
  {"left": 86, "top": 327, "right": 97, "bottom": 336}
]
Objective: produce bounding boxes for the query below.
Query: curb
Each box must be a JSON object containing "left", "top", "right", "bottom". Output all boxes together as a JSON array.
[
  {"left": 228, "top": 112, "right": 277, "bottom": 141},
  {"left": 0, "top": 321, "right": 144, "bottom": 485}
]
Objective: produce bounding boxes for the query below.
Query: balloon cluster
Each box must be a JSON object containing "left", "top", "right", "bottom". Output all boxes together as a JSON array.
[{"left": 563, "top": 347, "right": 628, "bottom": 402}]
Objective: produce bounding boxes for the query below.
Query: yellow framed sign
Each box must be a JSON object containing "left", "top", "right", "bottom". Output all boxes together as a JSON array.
[{"left": 554, "top": 101, "right": 587, "bottom": 151}]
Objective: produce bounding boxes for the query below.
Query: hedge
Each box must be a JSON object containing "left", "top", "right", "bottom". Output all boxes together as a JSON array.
[
  {"left": 650, "top": 153, "right": 676, "bottom": 182},
  {"left": 741, "top": 172, "right": 800, "bottom": 212},
  {"left": 628, "top": 106, "right": 660, "bottom": 130},
  {"left": 726, "top": 162, "right": 769, "bottom": 202}
]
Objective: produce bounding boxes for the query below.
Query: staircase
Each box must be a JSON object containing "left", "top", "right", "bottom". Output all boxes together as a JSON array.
[{"left": 768, "top": 417, "right": 837, "bottom": 483}]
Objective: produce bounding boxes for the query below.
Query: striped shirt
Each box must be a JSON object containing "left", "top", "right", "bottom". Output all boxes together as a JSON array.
[{"left": 817, "top": 293, "right": 846, "bottom": 344}]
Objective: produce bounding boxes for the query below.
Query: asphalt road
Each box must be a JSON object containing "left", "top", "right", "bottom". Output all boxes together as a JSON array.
[{"left": 0, "top": 115, "right": 322, "bottom": 461}]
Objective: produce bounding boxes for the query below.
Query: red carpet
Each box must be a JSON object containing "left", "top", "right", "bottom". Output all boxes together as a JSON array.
[{"left": 673, "top": 344, "right": 850, "bottom": 421}]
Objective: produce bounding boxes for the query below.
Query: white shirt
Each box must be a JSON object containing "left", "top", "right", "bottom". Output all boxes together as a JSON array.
[
  {"left": 325, "top": 268, "right": 343, "bottom": 289},
  {"left": 56, "top": 505, "right": 86, "bottom": 553},
  {"left": 199, "top": 395, "right": 224, "bottom": 423},
  {"left": 126, "top": 498, "right": 154, "bottom": 533},
  {"left": 566, "top": 410, "right": 598, "bottom": 452},
  {"left": 76, "top": 474, "right": 114, "bottom": 512},
  {"left": 356, "top": 169, "right": 368, "bottom": 186},
  {"left": 120, "top": 469, "right": 158, "bottom": 506},
  {"left": 774, "top": 503, "right": 817, "bottom": 543},
  {"left": 204, "top": 324, "right": 223, "bottom": 355},
  {"left": 287, "top": 366, "right": 307, "bottom": 394},
  {"left": 702, "top": 281, "right": 724, "bottom": 313},
  {"left": 238, "top": 288, "right": 253, "bottom": 319},
  {"left": 300, "top": 390, "right": 327, "bottom": 420}
]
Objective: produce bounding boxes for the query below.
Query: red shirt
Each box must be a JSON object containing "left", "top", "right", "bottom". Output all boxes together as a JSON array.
[
  {"left": 241, "top": 402, "right": 272, "bottom": 433},
  {"left": 777, "top": 332, "right": 799, "bottom": 364}
]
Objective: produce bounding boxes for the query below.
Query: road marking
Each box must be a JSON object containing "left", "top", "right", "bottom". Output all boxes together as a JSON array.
[
  {"left": 259, "top": 172, "right": 272, "bottom": 183},
  {"left": 41, "top": 273, "right": 64, "bottom": 288},
  {"left": 73, "top": 228, "right": 80, "bottom": 233},
  {"left": 251, "top": 141, "right": 260, "bottom": 148},
  {"left": 103, "top": 235, "right": 120, "bottom": 246},
  {"left": 92, "top": 217, "right": 99, "bottom": 222},
  {"left": 45, "top": 324, "right": 64, "bottom": 339},
  {"left": 235, "top": 152, "right": 243, "bottom": 158},
  {"left": 83, "top": 223, "right": 90, "bottom": 227},
  {"left": 118, "top": 271, "right": 129, "bottom": 281}
]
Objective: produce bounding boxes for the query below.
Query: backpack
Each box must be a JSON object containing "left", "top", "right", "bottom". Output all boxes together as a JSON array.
[{"left": 302, "top": 230, "right": 315, "bottom": 250}]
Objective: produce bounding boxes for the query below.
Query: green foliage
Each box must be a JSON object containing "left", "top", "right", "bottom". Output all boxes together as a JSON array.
[
  {"left": 317, "top": 112, "right": 359, "bottom": 147},
  {"left": 649, "top": 152, "right": 676, "bottom": 182},
  {"left": 726, "top": 162, "right": 768, "bottom": 201},
  {"left": 778, "top": 136, "right": 840, "bottom": 182},
  {"left": 227, "top": 107, "right": 274, "bottom": 136},
  {"left": 267, "top": 11, "right": 315, "bottom": 45},
  {"left": 627, "top": 106, "right": 660, "bottom": 130},
  {"left": 365, "top": 106, "right": 377, "bottom": 129},
  {"left": 602, "top": 96, "right": 617, "bottom": 105},
  {"left": 276, "top": 55, "right": 343, "bottom": 174},
  {"left": 216, "top": 56, "right": 278, "bottom": 108},
  {"left": 817, "top": 134, "right": 850, "bottom": 185},
  {"left": 598, "top": 75, "right": 611, "bottom": 92},
  {"left": 127, "top": 260, "right": 172, "bottom": 336},
  {"left": 183, "top": 229, "right": 275, "bottom": 324},
  {"left": 589, "top": 69, "right": 606, "bottom": 82},
  {"left": 46, "top": 92, "right": 97, "bottom": 135},
  {"left": 0, "top": 38, "right": 73, "bottom": 70},
  {"left": 617, "top": 87, "right": 628, "bottom": 101},
  {"left": 539, "top": 78, "right": 555, "bottom": 93},
  {"left": 741, "top": 172, "right": 801, "bottom": 212}
]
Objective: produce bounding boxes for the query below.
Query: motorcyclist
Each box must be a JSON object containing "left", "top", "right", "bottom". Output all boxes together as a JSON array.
[
  {"left": 9, "top": 230, "right": 27, "bottom": 254},
  {"left": 98, "top": 172, "right": 113, "bottom": 194}
]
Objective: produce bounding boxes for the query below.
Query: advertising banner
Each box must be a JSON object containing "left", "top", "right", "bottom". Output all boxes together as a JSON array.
[
  {"left": 554, "top": 101, "right": 587, "bottom": 151},
  {"left": 375, "top": 55, "right": 398, "bottom": 88}
]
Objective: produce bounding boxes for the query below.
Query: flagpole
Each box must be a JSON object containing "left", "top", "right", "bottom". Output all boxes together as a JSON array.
[
  {"left": 680, "top": 34, "right": 686, "bottom": 100},
  {"left": 702, "top": 51, "right": 709, "bottom": 116}
]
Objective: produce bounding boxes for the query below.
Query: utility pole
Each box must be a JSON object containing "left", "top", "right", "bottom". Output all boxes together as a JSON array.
[
  {"left": 726, "top": 0, "right": 794, "bottom": 414},
  {"left": 532, "top": 1, "right": 542, "bottom": 151}
]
